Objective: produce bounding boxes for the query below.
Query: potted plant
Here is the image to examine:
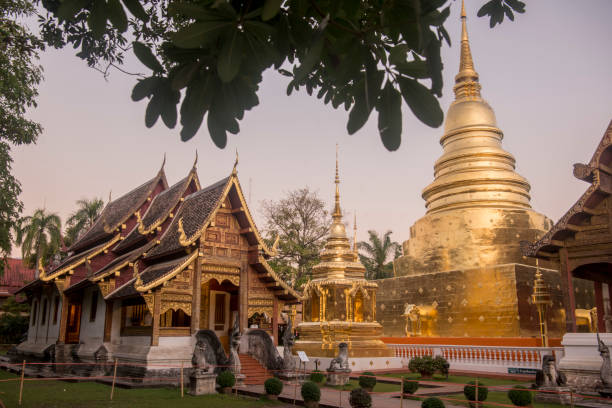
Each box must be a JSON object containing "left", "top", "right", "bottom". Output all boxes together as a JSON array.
[
  {"left": 310, "top": 370, "right": 325, "bottom": 385},
  {"left": 508, "top": 385, "right": 533, "bottom": 407},
  {"left": 349, "top": 388, "right": 372, "bottom": 408},
  {"left": 358, "top": 371, "right": 377, "bottom": 392},
  {"left": 421, "top": 397, "right": 445, "bottom": 408},
  {"left": 216, "top": 370, "right": 235, "bottom": 394},
  {"left": 408, "top": 356, "right": 436, "bottom": 379},
  {"left": 403, "top": 379, "right": 419, "bottom": 396},
  {"left": 463, "top": 380, "right": 488, "bottom": 408},
  {"left": 264, "top": 377, "right": 283, "bottom": 400},
  {"left": 301, "top": 381, "right": 321, "bottom": 408}
]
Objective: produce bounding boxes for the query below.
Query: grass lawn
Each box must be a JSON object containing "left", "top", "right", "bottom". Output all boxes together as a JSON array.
[
  {"left": 380, "top": 372, "right": 528, "bottom": 387},
  {"left": 436, "top": 391, "right": 566, "bottom": 408},
  {"left": 325, "top": 379, "right": 400, "bottom": 393},
  {"left": 0, "top": 371, "right": 283, "bottom": 408}
]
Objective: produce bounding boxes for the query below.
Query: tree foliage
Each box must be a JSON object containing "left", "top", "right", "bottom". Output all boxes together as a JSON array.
[
  {"left": 37, "top": 0, "right": 524, "bottom": 150},
  {"left": 14, "top": 209, "right": 62, "bottom": 269},
  {"left": 261, "top": 187, "right": 329, "bottom": 288},
  {"left": 0, "top": 0, "right": 44, "bottom": 274},
  {"left": 64, "top": 197, "right": 104, "bottom": 247},
  {"left": 358, "top": 230, "right": 400, "bottom": 280}
]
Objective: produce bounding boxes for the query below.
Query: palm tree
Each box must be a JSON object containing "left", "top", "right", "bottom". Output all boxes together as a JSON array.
[
  {"left": 358, "top": 230, "right": 401, "bottom": 280},
  {"left": 64, "top": 198, "right": 104, "bottom": 246},
  {"left": 14, "top": 209, "right": 62, "bottom": 270}
]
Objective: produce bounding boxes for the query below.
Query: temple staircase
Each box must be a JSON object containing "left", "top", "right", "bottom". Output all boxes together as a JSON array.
[{"left": 239, "top": 354, "right": 270, "bottom": 385}]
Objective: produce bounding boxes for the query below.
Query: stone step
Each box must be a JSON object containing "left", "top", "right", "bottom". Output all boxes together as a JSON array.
[{"left": 239, "top": 354, "right": 271, "bottom": 385}]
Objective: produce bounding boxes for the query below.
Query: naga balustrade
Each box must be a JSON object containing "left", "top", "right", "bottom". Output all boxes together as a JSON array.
[{"left": 387, "top": 343, "right": 564, "bottom": 374}]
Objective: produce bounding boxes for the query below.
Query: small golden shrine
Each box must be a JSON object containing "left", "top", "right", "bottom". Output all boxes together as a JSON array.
[{"left": 294, "top": 149, "right": 394, "bottom": 358}]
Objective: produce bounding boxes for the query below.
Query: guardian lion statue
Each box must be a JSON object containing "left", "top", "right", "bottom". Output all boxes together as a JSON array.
[
  {"left": 535, "top": 355, "right": 566, "bottom": 387},
  {"left": 328, "top": 342, "right": 350, "bottom": 372}
]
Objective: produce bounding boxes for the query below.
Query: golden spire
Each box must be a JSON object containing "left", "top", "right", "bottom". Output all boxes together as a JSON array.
[
  {"left": 353, "top": 212, "right": 358, "bottom": 253},
  {"left": 333, "top": 143, "right": 342, "bottom": 220},
  {"left": 453, "top": 0, "right": 481, "bottom": 100}
]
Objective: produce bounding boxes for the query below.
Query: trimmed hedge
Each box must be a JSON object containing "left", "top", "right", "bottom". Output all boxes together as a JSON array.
[
  {"left": 421, "top": 397, "right": 445, "bottom": 408},
  {"left": 403, "top": 379, "right": 419, "bottom": 394},
  {"left": 310, "top": 370, "right": 325, "bottom": 383},
  {"left": 358, "top": 372, "right": 377, "bottom": 390},
  {"left": 463, "top": 380, "right": 488, "bottom": 402},
  {"left": 349, "top": 388, "right": 372, "bottom": 408},
  {"left": 508, "top": 385, "right": 532, "bottom": 406},
  {"left": 216, "top": 370, "right": 235, "bottom": 388},
  {"left": 301, "top": 381, "right": 321, "bottom": 402},
  {"left": 264, "top": 377, "right": 283, "bottom": 395},
  {"left": 408, "top": 355, "right": 449, "bottom": 377}
]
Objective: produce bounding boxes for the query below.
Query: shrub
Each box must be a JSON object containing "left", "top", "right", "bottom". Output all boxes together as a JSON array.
[
  {"left": 310, "top": 370, "right": 325, "bottom": 383},
  {"left": 408, "top": 356, "right": 437, "bottom": 377},
  {"left": 264, "top": 377, "right": 283, "bottom": 395},
  {"left": 508, "top": 385, "right": 532, "bottom": 406},
  {"left": 349, "top": 388, "right": 372, "bottom": 408},
  {"left": 463, "top": 380, "right": 488, "bottom": 402},
  {"left": 358, "top": 371, "right": 377, "bottom": 390},
  {"left": 301, "top": 381, "right": 321, "bottom": 402},
  {"left": 0, "top": 313, "right": 29, "bottom": 344},
  {"left": 433, "top": 356, "right": 449, "bottom": 377},
  {"left": 403, "top": 379, "right": 419, "bottom": 394},
  {"left": 421, "top": 397, "right": 445, "bottom": 408},
  {"left": 216, "top": 370, "right": 235, "bottom": 388}
]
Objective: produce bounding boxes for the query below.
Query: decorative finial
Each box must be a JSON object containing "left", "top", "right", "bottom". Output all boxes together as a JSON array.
[
  {"left": 232, "top": 149, "right": 239, "bottom": 175},
  {"left": 160, "top": 152, "right": 166, "bottom": 172},
  {"left": 272, "top": 234, "right": 280, "bottom": 254},
  {"left": 454, "top": 0, "right": 482, "bottom": 100},
  {"left": 333, "top": 144, "right": 342, "bottom": 219},
  {"left": 108, "top": 190, "right": 112, "bottom": 203},
  {"left": 353, "top": 212, "right": 358, "bottom": 253},
  {"left": 192, "top": 150, "right": 198, "bottom": 169}
]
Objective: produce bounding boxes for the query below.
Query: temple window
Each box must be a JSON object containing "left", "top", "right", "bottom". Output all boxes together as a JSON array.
[
  {"left": 41, "top": 299, "right": 47, "bottom": 325},
  {"left": 122, "top": 299, "right": 152, "bottom": 328},
  {"left": 248, "top": 312, "right": 271, "bottom": 330},
  {"left": 90, "top": 291, "right": 98, "bottom": 322},
  {"left": 160, "top": 309, "right": 191, "bottom": 327},
  {"left": 354, "top": 291, "right": 364, "bottom": 322},
  {"left": 214, "top": 293, "right": 226, "bottom": 331},
  {"left": 53, "top": 296, "right": 59, "bottom": 325},
  {"left": 311, "top": 293, "right": 320, "bottom": 322}
]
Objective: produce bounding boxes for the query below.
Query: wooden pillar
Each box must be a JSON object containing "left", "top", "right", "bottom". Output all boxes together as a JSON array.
[
  {"left": 191, "top": 257, "right": 202, "bottom": 335},
  {"left": 595, "top": 281, "right": 606, "bottom": 332},
  {"left": 559, "top": 248, "right": 577, "bottom": 333},
  {"left": 103, "top": 301, "right": 113, "bottom": 342},
  {"left": 239, "top": 261, "right": 248, "bottom": 332},
  {"left": 57, "top": 277, "right": 71, "bottom": 344},
  {"left": 151, "top": 290, "right": 161, "bottom": 346},
  {"left": 272, "top": 297, "right": 279, "bottom": 346}
]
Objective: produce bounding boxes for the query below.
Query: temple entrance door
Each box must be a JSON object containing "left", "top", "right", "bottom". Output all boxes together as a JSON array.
[
  {"left": 210, "top": 290, "right": 230, "bottom": 352},
  {"left": 65, "top": 298, "right": 82, "bottom": 344}
]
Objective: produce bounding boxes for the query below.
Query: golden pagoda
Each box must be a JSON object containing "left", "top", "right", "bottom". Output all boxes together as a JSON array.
[
  {"left": 375, "top": 1, "right": 598, "bottom": 339},
  {"left": 395, "top": 1, "right": 551, "bottom": 277},
  {"left": 294, "top": 148, "right": 394, "bottom": 358}
]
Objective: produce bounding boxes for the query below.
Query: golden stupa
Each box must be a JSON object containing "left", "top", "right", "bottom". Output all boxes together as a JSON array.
[
  {"left": 394, "top": 1, "right": 551, "bottom": 277},
  {"left": 294, "top": 149, "right": 394, "bottom": 357}
]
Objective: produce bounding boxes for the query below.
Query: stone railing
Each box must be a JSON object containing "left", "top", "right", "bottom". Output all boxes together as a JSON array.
[{"left": 387, "top": 343, "right": 564, "bottom": 374}]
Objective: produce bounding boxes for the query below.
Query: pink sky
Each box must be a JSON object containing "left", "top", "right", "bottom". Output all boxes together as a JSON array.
[{"left": 11, "top": 0, "right": 612, "bottom": 257}]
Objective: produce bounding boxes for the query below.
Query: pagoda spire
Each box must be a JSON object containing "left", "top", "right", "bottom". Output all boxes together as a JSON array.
[
  {"left": 333, "top": 143, "right": 342, "bottom": 220},
  {"left": 453, "top": 0, "right": 482, "bottom": 100}
]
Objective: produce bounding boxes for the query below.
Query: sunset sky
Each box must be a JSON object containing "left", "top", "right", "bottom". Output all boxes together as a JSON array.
[{"left": 11, "top": 0, "right": 612, "bottom": 256}]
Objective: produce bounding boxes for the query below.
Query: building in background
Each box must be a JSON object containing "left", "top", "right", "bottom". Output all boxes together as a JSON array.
[{"left": 0, "top": 259, "right": 36, "bottom": 306}]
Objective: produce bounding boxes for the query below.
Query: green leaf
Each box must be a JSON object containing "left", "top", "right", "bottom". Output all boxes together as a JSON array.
[
  {"left": 207, "top": 112, "right": 228, "bottom": 148},
  {"left": 398, "top": 77, "right": 443, "bottom": 128},
  {"left": 171, "top": 62, "right": 200, "bottom": 90},
  {"left": 145, "top": 95, "right": 163, "bottom": 127},
  {"left": 217, "top": 29, "right": 243, "bottom": 82},
  {"left": 180, "top": 74, "right": 214, "bottom": 141},
  {"left": 121, "top": 0, "right": 148, "bottom": 21},
  {"left": 396, "top": 60, "right": 429, "bottom": 79},
  {"left": 171, "top": 21, "right": 233, "bottom": 49},
  {"left": 133, "top": 42, "right": 163, "bottom": 72},
  {"left": 88, "top": 0, "right": 108, "bottom": 39},
  {"left": 131, "top": 77, "right": 161, "bottom": 101},
  {"left": 168, "top": 2, "right": 225, "bottom": 20},
  {"left": 106, "top": 0, "right": 128, "bottom": 32},
  {"left": 161, "top": 95, "right": 179, "bottom": 128},
  {"left": 56, "top": 0, "right": 91, "bottom": 21},
  {"left": 262, "top": 0, "right": 283, "bottom": 21},
  {"left": 376, "top": 81, "right": 402, "bottom": 151},
  {"left": 346, "top": 92, "right": 369, "bottom": 135},
  {"left": 294, "top": 36, "right": 324, "bottom": 82}
]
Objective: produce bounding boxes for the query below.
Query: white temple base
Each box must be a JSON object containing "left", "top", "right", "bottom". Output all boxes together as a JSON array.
[
  {"left": 300, "top": 356, "right": 402, "bottom": 372},
  {"left": 558, "top": 333, "right": 612, "bottom": 392}
]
